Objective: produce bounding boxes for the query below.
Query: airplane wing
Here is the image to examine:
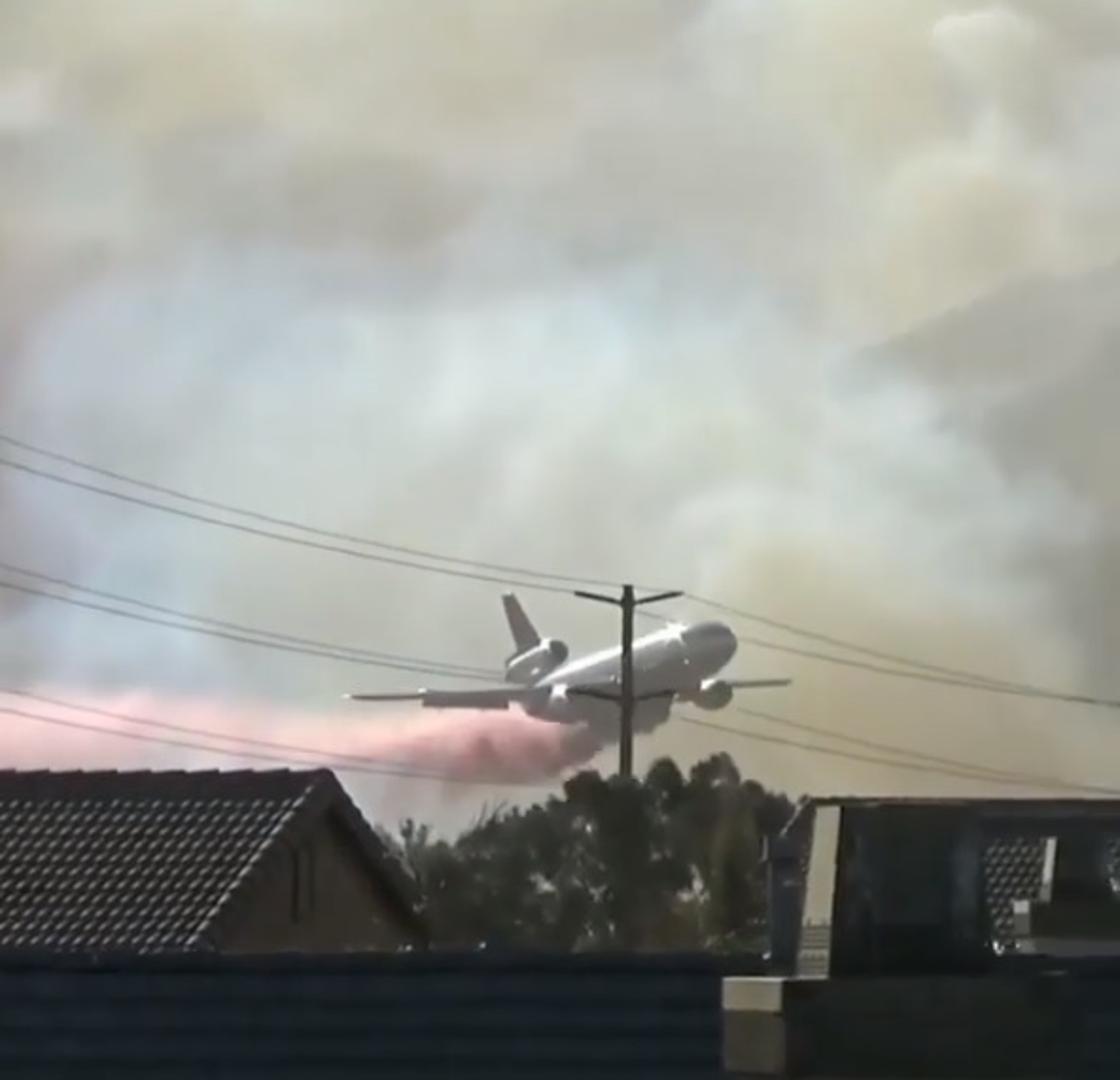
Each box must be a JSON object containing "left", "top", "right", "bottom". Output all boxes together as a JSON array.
[
  {"left": 724, "top": 678, "right": 792, "bottom": 689},
  {"left": 344, "top": 686, "right": 536, "bottom": 710}
]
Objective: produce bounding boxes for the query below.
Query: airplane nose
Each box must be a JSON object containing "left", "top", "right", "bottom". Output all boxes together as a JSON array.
[{"left": 682, "top": 621, "right": 737, "bottom": 667}]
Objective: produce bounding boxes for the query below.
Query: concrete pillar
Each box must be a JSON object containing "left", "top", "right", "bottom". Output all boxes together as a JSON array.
[
  {"left": 766, "top": 835, "right": 803, "bottom": 974},
  {"left": 794, "top": 805, "right": 841, "bottom": 977}
]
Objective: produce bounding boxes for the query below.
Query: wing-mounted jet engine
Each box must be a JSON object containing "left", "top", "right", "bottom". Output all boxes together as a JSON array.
[{"left": 684, "top": 677, "right": 734, "bottom": 710}]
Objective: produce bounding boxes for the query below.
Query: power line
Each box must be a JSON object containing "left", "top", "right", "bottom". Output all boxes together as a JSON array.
[
  {"left": 714, "top": 623, "right": 1120, "bottom": 710},
  {"left": 11, "top": 689, "right": 1102, "bottom": 800},
  {"left": 0, "top": 559, "right": 498, "bottom": 679},
  {"left": 762, "top": 641, "right": 1120, "bottom": 709},
  {"left": 0, "top": 689, "right": 532, "bottom": 786},
  {"left": 683, "top": 591, "right": 1072, "bottom": 695},
  {"left": 4, "top": 561, "right": 1029, "bottom": 782},
  {"left": 33, "top": 663, "right": 1119, "bottom": 795},
  {"left": 0, "top": 432, "right": 1084, "bottom": 698},
  {"left": 0, "top": 432, "right": 652, "bottom": 590},
  {"left": 5, "top": 443, "right": 1119, "bottom": 709},
  {"left": 727, "top": 704, "right": 1054, "bottom": 786},
  {"left": 0, "top": 579, "right": 499, "bottom": 681},
  {"left": 0, "top": 704, "right": 531, "bottom": 786},
  {"left": 634, "top": 600, "right": 1120, "bottom": 709},
  {"left": 732, "top": 705, "right": 1089, "bottom": 787},
  {"left": 5, "top": 569, "right": 1085, "bottom": 792},
  {"left": 8, "top": 545, "right": 1106, "bottom": 722},
  {"left": 675, "top": 710, "right": 1120, "bottom": 796},
  {"left": 0, "top": 456, "right": 577, "bottom": 596}
]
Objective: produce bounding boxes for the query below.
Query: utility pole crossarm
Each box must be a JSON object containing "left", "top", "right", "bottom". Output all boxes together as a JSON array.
[
  {"left": 572, "top": 589, "right": 620, "bottom": 605},
  {"left": 634, "top": 590, "right": 685, "bottom": 607}
]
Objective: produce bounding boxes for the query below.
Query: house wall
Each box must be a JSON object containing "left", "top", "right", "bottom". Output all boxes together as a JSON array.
[{"left": 219, "top": 811, "right": 411, "bottom": 952}]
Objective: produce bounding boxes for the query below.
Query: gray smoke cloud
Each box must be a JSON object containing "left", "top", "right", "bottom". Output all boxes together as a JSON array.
[{"left": 2, "top": 1, "right": 1120, "bottom": 827}]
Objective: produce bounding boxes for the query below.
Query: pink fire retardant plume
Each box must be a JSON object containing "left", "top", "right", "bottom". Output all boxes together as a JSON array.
[{"left": 0, "top": 689, "right": 604, "bottom": 783}]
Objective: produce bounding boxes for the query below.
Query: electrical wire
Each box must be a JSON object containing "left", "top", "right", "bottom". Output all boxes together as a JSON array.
[
  {"left": 4, "top": 438, "right": 1119, "bottom": 707},
  {"left": 717, "top": 630, "right": 1120, "bottom": 709},
  {"left": 3, "top": 567, "right": 1093, "bottom": 791},
  {"left": 726, "top": 704, "right": 1058, "bottom": 786},
  {"left": 0, "top": 579, "right": 499, "bottom": 681},
  {"left": 0, "top": 690, "right": 533, "bottom": 784},
  {"left": 10, "top": 681, "right": 1050, "bottom": 792},
  {"left": 9, "top": 690, "right": 1102, "bottom": 799},
  {"left": 4, "top": 558, "right": 1118, "bottom": 792},
  {"left": 675, "top": 710, "right": 1120, "bottom": 796},
  {"left": 0, "top": 432, "right": 653, "bottom": 590},
  {"left": 0, "top": 699, "right": 531, "bottom": 788},
  {"left": 683, "top": 591, "right": 1077, "bottom": 695},
  {"left": 0, "top": 430, "right": 1090, "bottom": 698},
  {"left": 0, "top": 456, "right": 577, "bottom": 595},
  {"left": 635, "top": 601, "right": 1120, "bottom": 709},
  {"left": 0, "top": 559, "right": 498, "bottom": 679}
]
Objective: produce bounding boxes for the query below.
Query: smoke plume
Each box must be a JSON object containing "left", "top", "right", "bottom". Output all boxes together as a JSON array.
[
  {"left": 0, "top": 690, "right": 603, "bottom": 829},
  {"left": 3, "top": 2, "right": 1120, "bottom": 827},
  {"left": 0, "top": 691, "right": 600, "bottom": 781}
]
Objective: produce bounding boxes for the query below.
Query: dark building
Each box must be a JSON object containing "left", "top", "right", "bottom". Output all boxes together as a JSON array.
[
  {"left": 0, "top": 767, "right": 425, "bottom": 953},
  {"left": 730, "top": 796, "right": 1120, "bottom": 1078},
  {"left": 768, "top": 795, "right": 1120, "bottom": 967},
  {"left": 0, "top": 951, "right": 760, "bottom": 1078}
]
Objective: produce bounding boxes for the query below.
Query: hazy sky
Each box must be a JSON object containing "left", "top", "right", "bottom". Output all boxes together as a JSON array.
[{"left": 2, "top": 1, "right": 1119, "bottom": 830}]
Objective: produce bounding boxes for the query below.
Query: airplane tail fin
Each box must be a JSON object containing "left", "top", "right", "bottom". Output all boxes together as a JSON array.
[{"left": 502, "top": 593, "right": 540, "bottom": 656}]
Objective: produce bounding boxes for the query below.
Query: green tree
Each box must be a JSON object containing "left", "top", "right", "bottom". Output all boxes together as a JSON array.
[{"left": 396, "top": 754, "right": 795, "bottom": 951}]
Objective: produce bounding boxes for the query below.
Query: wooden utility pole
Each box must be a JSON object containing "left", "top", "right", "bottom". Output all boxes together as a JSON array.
[{"left": 574, "top": 584, "right": 683, "bottom": 778}]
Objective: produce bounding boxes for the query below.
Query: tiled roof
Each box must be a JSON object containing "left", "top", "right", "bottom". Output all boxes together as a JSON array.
[
  {"left": 0, "top": 768, "right": 420, "bottom": 953},
  {"left": 984, "top": 835, "right": 1120, "bottom": 945},
  {"left": 983, "top": 835, "right": 1046, "bottom": 943}
]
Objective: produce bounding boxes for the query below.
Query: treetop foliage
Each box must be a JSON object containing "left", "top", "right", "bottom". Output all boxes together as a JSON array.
[{"left": 393, "top": 753, "right": 795, "bottom": 951}]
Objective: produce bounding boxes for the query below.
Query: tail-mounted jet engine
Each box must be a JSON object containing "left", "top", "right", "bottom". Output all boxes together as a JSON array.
[{"left": 505, "top": 638, "right": 569, "bottom": 683}]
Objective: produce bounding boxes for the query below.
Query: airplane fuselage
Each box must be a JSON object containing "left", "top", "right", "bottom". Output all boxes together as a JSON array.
[{"left": 520, "top": 620, "right": 738, "bottom": 732}]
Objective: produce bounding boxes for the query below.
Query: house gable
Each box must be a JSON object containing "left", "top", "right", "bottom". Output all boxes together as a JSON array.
[{"left": 213, "top": 808, "right": 419, "bottom": 952}]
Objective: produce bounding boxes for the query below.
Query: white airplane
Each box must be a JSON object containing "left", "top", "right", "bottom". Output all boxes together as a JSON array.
[{"left": 346, "top": 594, "right": 790, "bottom": 735}]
